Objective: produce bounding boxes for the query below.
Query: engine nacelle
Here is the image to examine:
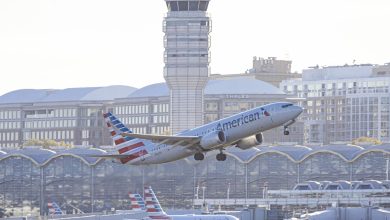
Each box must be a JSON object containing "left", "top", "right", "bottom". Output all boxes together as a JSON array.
[
  {"left": 200, "top": 130, "right": 226, "bottom": 150},
  {"left": 236, "top": 133, "right": 263, "bottom": 150}
]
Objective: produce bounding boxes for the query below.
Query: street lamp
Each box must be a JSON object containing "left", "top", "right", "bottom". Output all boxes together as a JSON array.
[
  {"left": 227, "top": 183, "right": 230, "bottom": 200},
  {"left": 386, "top": 158, "right": 389, "bottom": 181},
  {"left": 201, "top": 185, "right": 206, "bottom": 202},
  {"left": 195, "top": 185, "right": 199, "bottom": 200}
]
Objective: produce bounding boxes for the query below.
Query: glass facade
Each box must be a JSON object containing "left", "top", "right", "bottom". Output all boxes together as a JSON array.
[
  {"left": 0, "top": 145, "right": 388, "bottom": 215},
  {"left": 282, "top": 75, "right": 390, "bottom": 144}
]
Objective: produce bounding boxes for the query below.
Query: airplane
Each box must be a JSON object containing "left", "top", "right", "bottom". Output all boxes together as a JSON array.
[
  {"left": 129, "top": 186, "right": 239, "bottom": 220},
  {"left": 99, "top": 102, "right": 303, "bottom": 165}
]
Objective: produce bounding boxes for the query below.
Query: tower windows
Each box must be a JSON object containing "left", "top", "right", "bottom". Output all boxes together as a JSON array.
[{"left": 166, "top": 1, "right": 209, "bottom": 12}]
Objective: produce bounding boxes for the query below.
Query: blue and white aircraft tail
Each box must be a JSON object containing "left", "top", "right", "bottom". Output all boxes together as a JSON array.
[
  {"left": 143, "top": 186, "right": 239, "bottom": 220},
  {"left": 99, "top": 102, "right": 302, "bottom": 165},
  {"left": 47, "top": 201, "right": 63, "bottom": 215}
]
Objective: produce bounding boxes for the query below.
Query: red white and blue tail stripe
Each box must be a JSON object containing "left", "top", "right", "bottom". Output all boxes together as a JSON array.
[
  {"left": 47, "top": 202, "right": 63, "bottom": 215},
  {"left": 129, "top": 193, "right": 146, "bottom": 211},
  {"left": 103, "top": 112, "right": 133, "bottom": 144},
  {"left": 144, "top": 186, "right": 171, "bottom": 220},
  {"left": 103, "top": 112, "right": 149, "bottom": 164}
]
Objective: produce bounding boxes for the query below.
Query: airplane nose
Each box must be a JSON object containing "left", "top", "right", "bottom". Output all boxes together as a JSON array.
[{"left": 293, "top": 105, "right": 303, "bottom": 117}]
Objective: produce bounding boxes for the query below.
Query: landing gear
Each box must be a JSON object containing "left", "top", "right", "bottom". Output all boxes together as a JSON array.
[
  {"left": 283, "top": 119, "right": 295, "bottom": 136},
  {"left": 194, "top": 152, "right": 204, "bottom": 161},
  {"left": 284, "top": 126, "right": 290, "bottom": 135},
  {"left": 216, "top": 152, "right": 227, "bottom": 161}
]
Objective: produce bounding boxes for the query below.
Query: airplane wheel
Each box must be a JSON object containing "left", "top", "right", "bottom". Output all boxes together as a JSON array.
[
  {"left": 284, "top": 130, "right": 290, "bottom": 135},
  {"left": 194, "top": 152, "right": 204, "bottom": 161},
  {"left": 216, "top": 153, "right": 227, "bottom": 161}
]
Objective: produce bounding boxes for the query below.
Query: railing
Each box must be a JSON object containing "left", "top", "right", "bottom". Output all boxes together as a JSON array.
[{"left": 194, "top": 189, "right": 390, "bottom": 206}]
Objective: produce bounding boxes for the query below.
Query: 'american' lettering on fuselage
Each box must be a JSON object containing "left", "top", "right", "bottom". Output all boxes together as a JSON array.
[{"left": 216, "top": 108, "right": 270, "bottom": 131}]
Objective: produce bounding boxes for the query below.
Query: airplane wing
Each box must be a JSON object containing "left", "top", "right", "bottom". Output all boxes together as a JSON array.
[
  {"left": 121, "top": 133, "right": 200, "bottom": 142},
  {"left": 121, "top": 133, "right": 201, "bottom": 147}
]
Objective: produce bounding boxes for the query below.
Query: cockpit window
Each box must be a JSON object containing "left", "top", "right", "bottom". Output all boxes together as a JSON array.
[{"left": 282, "top": 104, "right": 293, "bottom": 108}]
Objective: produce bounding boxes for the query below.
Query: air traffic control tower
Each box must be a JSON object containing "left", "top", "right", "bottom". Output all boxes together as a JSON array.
[{"left": 163, "top": 0, "right": 212, "bottom": 134}]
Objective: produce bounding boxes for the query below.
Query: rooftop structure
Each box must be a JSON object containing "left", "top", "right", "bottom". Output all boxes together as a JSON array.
[{"left": 211, "top": 57, "right": 300, "bottom": 87}]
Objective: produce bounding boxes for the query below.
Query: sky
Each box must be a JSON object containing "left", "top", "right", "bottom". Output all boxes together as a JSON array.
[{"left": 0, "top": 0, "right": 390, "bottom": 96}]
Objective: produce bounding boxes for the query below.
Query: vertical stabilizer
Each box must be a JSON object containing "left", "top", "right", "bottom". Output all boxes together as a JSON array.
[
  {"left": 129, "top": 193, "right": 146, "bottom": 211},
  {"left": 103, "top": 112, "right": 148, "bottom": 164},
  {"left": 144, "top": 186, "right": 171, "bottom": 219},
  {"left": 103, "top": 112, "right": 134, "bottom": 145},
  {"left": 47, "top": 201, "right": 63, "bottom": 215}
]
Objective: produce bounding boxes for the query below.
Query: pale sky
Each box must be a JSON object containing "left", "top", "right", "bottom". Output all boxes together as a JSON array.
[{"left": 0, "top": 0, "right": 389, "bottom": 96}]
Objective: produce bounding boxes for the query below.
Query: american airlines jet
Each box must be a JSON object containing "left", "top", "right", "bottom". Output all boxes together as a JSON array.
[
  {"left": 129, "top": 186, "right": 239, "bottom": 220},
  {"left": 100, "top": 102, "right": 302, "bottom": 165}
]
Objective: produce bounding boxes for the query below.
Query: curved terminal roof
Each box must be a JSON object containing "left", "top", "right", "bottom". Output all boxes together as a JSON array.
[
  {"left": 258, "top": 145, "right": 312, "bottom": 161},
  {"left": 199, "top": 144, "right": 390, "bottom": 164},
  {"left": 128, "top": 83, "right": 169, "bottom": 98},
  {"left": 225, "top": 147, "right": 261, "bottom": 162},
  {"left": 128, "top": 78, "right": 284, "bottom": 98},
  {"left": 2, "top": 147, "right": 56, "bottom": 165},
  {"left": 309, "top": 144, "right": 364, "bottom": 161},
  {"left": 50, "top": 148, "right": 106, "bottom": 165},
  {"left": 0, "top": 86, "right": 137, "bottom": 104},
  {"left": 0, "top": 144, "right": 389, "bottom": 166},
  {"left": 205, "top": 78, "right": 284, "bottom": 95},
  {"left": 0, "top": 147, "right": 106, "bottom": 166},
  {"left": 0, "top": 89, "right": 57, "bottom": 104},
  {"left": 0, "top": 78, "right": 283, "bottom": 103}
]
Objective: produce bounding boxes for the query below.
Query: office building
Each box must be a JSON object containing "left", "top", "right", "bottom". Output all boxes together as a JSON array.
[{"left": 281, "top": 63, "right": 390, "bottom": 144}]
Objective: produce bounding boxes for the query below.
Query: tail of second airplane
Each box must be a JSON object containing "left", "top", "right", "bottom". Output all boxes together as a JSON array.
[
  {"left": 144, "top": 186, "right": 171, "bottom": 220},
  {"left": 129, "top": 193, "right": 146, "bottom": 211},
  {"left": 103, "top": 112, "right": 148, "bottom": 164},
  {"left": 47, "top": 201, "right": 63, "bottom": 215}
]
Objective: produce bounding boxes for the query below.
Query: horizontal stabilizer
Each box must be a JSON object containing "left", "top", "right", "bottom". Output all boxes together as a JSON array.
[{"left": 87, "top": 154, "right": 131, "bottom": 159}]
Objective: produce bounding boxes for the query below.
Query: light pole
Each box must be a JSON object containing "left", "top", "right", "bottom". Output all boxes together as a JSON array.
[
  {"left": 195, "top": 185, "right": 199, "bottom": 200},
  {"left": 227, "top": 183, "right": 230, "bottom": 200},
  {"left": 202, "top": 185, "right": 206, "bottom": 203},
  {"left": 386, "top": 158, "right": 389, "bottom": 181}
]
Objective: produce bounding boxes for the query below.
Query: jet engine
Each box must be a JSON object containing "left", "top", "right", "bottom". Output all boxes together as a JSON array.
[
  {"left": 236, "top": 133, "right": 263, "bottom": 150},
  {"left": 200, "top": 130, "right": 226, "bottom": 150}
]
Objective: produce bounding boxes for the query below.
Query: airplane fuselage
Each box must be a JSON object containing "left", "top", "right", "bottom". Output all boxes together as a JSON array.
[{"left": 121, "top": 102, "right": 302, "bottom": 165}]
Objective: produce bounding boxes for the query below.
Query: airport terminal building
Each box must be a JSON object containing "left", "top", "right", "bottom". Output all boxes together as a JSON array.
[{"left": 0, "top": 144, "right": 389, "bottom": 215}]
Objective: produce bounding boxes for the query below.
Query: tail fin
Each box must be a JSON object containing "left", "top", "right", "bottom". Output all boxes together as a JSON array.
[
  {"left": 103, "top": 112, "right": 148, "bottom": 164},
  {"left": 129, "top": 193, "right": 146, "bottom": 211},
  {"left": 103, "top": 112, "right": 134, "bottom": 145},
  {"left": 144, "top": 186, "right": 171, "bottom": 220},
  {"left": 47, "top": 201, "right": 63, "bottom": 215}
]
